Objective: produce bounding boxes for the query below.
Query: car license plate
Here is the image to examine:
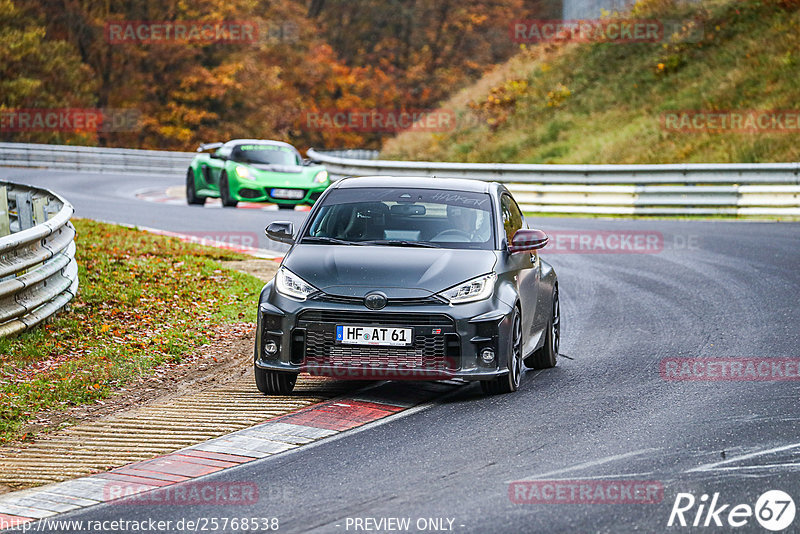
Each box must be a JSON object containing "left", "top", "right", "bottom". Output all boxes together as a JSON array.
[
  {"left": 336, "top": 325, "right": 413, "bottom": 346},
  {"left": 271, "top": 188, "right": 305, "bottom": 199}
]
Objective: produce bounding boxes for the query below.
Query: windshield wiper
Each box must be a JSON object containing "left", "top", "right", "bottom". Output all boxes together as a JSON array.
[
  {"left": 359, "top": 239, "right": 441, "bottom": 248},
  {"left": 302, "top": 236, "right": 362, "bottom": 245}
]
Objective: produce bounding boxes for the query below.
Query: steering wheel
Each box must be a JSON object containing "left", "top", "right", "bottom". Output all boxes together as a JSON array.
[{"left": 431, "top": 229, "right": 472, "bottom": 242}]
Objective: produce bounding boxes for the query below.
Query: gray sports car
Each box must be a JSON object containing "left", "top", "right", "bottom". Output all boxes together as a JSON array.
[{"left": 255, "top": 176, "right": 560, "bottom": 395}]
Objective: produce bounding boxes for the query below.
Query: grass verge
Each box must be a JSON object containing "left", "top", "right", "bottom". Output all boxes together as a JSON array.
[{"left": 0, "top": 219, "right": 265, "bottom": 443}]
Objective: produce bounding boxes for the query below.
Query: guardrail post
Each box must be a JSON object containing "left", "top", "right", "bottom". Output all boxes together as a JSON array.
[
  {"left": 15, "top": 191, "right": 34, "bottom": 230},
  {"left": 28, "top": 196, "right": 50, "bottom": 274},
  {"left": 32, "top": 197, "right": 47, "bottom": 225},
  {"left": 0, "top": 186, "right": 9, "bottom": 237}
]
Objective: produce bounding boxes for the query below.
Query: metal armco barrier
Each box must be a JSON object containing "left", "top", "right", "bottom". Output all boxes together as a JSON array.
[
  {"left": 0, "top": 143, "right": 798, "bottom": 216},
  {"left": 0, "top": 181, "right": 78, "bottom": 337},
  {"left": 307, "top": 149, "right": 800, "bottom": 216},
  {"left": 0, "top": 142, "right": 194, "bottom": 176}
]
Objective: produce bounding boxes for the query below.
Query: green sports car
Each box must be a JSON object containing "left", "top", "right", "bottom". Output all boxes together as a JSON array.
[{"left": 186, "top": 139, "right": 330, "bottom": 209}]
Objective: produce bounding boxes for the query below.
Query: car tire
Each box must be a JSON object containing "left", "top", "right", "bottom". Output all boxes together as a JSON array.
[
  {"left": 524, "top": 286, "right": 560, "bottom": 369},
  {"left": 220, "top": 172, "right": 238, "bottom": 208},
  {"left": 254, "top": 366, "right": 297, "bottom": 395},
  {"left": 186, "top": 168, "right": 205, "bottom": 205},
  {"left": 277, "top": 204, "right": 295, "bottom": 210},
  {"left": 481, "top": 307, "right": 523, "bottom": 395}
]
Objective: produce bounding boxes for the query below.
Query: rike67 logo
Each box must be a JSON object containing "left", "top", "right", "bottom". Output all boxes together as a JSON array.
[{"left": 668, "top": 490, "right": 796, "bottom": 531}]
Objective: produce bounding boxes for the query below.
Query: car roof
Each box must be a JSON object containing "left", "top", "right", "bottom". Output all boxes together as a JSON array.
[
  {"left": 224, "top": 139, "right": 298, "bottom": 151},
  {"left": 333, "top": 176, "right": 494, "bottom": 194}
]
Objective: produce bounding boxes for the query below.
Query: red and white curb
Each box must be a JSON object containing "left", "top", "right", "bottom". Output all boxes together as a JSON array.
[{"left": 0, "top": 381, "right": 463, "bottom": 526}]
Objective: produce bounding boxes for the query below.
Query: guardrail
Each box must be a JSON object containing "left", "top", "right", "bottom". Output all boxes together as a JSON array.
[
  {"left": 0, "top": 142, "right": 194, "bottom": 176},
  {"left": 0, "top": 143, "right": 377, "bottom": 177},
  {"left": 307, "top": 149, "right": 800, "bottom": 216},
  {"left": 310, "top": 149, "right": 379, "bottom": 161},
  {"left": 0, "top": 181, "right": 78, "bottom": 337},
  {"left": 1, "top": 142, "right": 798, "bottom": 216}
]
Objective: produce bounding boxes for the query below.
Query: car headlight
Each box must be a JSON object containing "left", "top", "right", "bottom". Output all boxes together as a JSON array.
[
  {"left": 313, "top": 170, "right": 329, "bottom": 184},
  {"left": 275, "top": 267, "right": 318, "bottom": 301},
  {"left": 235, "top": 165, "right": 255, "bottom": 180},
  {"left": 438, "top": 273, "right": 497, "bottom": 304}
]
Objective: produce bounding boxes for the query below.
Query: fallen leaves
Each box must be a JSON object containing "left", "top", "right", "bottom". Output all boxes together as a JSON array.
[{"left": 0, "top": 219, "right": 263, "bottom": 443}]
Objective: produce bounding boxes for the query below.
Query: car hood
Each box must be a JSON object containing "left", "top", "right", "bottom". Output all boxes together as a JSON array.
[
  {"left": 248, "top": 163, "right": 303, "bottom": 174},
  {"left": 283, "top": 245, "right": 498, "bottom": 298}
]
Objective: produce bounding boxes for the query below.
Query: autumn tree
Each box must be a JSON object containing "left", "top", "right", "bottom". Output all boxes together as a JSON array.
[
  {"left": 0, "top": 0, "right": 98, "bottom": 144},
  {"left": 4, "top": 0, "right": 556, "bottom": 150}
]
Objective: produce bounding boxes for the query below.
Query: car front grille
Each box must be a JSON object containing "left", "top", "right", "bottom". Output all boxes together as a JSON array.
[
  {"left": 309, "top": 294, "right": 443, "bottom": 307},
  {"left": 299, "top": 310, "right": 453, "bottom": 326},
  {"left": 296, "top": 311, "right": 459, "bottom": 371}
]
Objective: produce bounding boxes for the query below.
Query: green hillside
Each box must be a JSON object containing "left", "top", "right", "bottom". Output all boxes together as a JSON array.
[{"left": 381, "top": 0, "right": 800, "bottom": 164}]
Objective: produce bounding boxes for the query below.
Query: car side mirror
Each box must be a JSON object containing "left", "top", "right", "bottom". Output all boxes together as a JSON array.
[
  {"left": 509, "top": 229, "right": 548, "bottom": 254},
  {"left": 209, "top": 152, "right": 224, "bottom": 160},
  {"left": 266, "top": 221, "right": 295, "bottom": 244}
]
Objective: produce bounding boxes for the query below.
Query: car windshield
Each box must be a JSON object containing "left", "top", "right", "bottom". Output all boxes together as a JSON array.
[
  {"left": 229, "top": 144, "right": 300, "bottom": 166},
  {"left": 303, "top": 187, "right": 495, "bottom": 250}
]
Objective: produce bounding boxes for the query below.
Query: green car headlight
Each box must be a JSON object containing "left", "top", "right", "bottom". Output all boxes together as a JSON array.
[
  {"left": 313, "top": 170, "right": 329, "bottom": 184},
  {"left": 235, "top": 165, "right": 255, "bottom": 180}
]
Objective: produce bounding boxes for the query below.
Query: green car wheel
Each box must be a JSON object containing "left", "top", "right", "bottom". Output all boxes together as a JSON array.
[
  {"left": 219, "top": 172, "right": 238, "bottom": 208},
  {"left": 186, "top": 168, "right": 205, "bottom": 206}
]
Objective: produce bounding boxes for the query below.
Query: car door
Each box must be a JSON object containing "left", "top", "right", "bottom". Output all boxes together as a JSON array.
[{"left": 500, "top": 193, "right": 539, "bottom": 355}]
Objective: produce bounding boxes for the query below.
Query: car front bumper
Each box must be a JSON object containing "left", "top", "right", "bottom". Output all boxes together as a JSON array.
[
  {"left": 230, "top": 177, "right": 329, "bottom": 205},
  {"left": 255, "top": 285, "right": 516, "bottom": 381}
]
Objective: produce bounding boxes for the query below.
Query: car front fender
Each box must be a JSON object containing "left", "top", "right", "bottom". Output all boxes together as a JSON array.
[{"left": 533, "top": 259, "right": 558, "bottom": 338}]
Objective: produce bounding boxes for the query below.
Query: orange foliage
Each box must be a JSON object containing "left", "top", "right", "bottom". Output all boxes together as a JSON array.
[{"left": 7, "top": 0, "right": 549, "bottom": 150}]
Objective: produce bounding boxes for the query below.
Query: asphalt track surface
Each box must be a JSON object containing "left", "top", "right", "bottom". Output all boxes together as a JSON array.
[{"left": 2, "top": 167, "right": 799, "bottom": 533}]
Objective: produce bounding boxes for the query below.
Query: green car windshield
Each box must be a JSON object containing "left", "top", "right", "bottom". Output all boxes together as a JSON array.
[
  {"left": 303, "top": 188, "right": 495, "bottom": 250},
  {"left": 231, "top": 144, "right": 300, "bottom": 166}
]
